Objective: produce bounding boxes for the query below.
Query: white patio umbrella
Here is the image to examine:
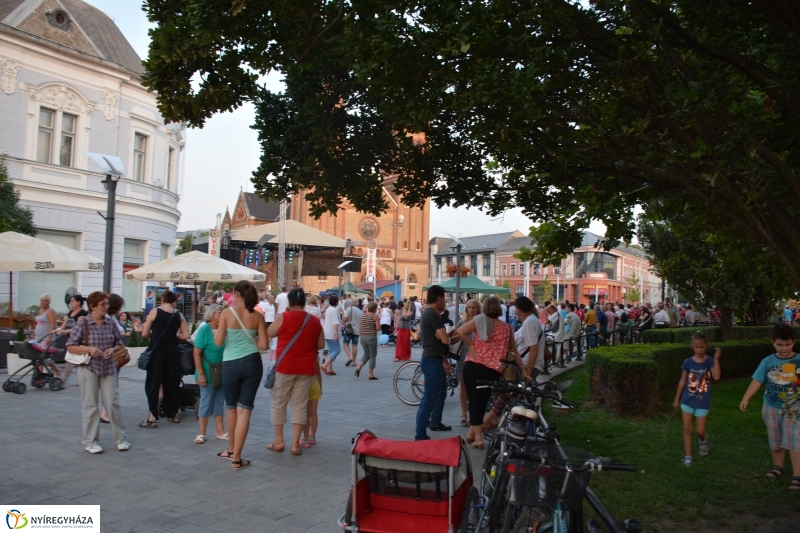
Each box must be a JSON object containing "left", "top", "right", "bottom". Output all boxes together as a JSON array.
[
  {"left": 124, "top": 251, "right": 266, "bottom": 283},
  {"left": 0, "top": 231, "right": 105, "bottom": 325}
]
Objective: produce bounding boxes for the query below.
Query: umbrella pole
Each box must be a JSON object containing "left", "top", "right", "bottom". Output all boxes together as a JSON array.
[{"left": 8, "top": 271, "right": 12, "bottom": 327}]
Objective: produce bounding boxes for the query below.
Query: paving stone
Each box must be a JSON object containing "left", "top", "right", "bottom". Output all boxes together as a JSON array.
[{"left": 0, "top": 345, "right": 578, "bottom": 530}]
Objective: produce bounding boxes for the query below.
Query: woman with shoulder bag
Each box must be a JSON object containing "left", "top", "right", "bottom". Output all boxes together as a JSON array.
[
  {"left": 65, "top": 292, "right": 129, "bottom": 454},
  {"left": 192, "top": 304, "right": 227, "bottom": 444},
  {"left": 214, "top": 281, "right": 268, "bottom": 469},
  {"left": 266, "top": 288, "right": 324, "bottom": 455},
  {"left": 140, "top": 290, "right": 190, "bottom": 428},
  {"left": 449, "top": 299, "right": 481, "bottom": 427}
]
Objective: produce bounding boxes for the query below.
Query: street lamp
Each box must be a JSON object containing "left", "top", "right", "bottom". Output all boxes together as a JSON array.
[
  {"left": 446, "top": 233, "right": 464, "bottom": 317},
  {"left": 85, "top": 152, "right": 124, "bottom": 293},
  {"left": 337, "top": 260, "right": 353, "bottom": 298},
  {"left": 392, "top": 214, "right": 405, "bottom": 298}
]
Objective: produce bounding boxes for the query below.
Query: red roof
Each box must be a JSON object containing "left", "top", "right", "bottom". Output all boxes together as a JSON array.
[{"left": 354, "top": 433, "right": 462, "bottom": 467}]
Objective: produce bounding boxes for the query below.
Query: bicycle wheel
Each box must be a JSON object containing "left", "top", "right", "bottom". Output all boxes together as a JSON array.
[
  {"left": 394, "top": 361, "right": 424, "bottom": 406},
  {"left": 512, "top": 507, "right": 550, "bottom": 533}
]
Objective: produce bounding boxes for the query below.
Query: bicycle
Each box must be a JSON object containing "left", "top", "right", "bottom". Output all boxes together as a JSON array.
[
  {"left": 393, "top": 356, "right": 460, "bottom": 406},
  {"left": 502, "top": 447, "right": 639, "bottom": 533}
]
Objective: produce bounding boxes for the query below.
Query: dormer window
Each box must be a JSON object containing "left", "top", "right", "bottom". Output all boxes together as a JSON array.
[{"left": 46, "top": 10, "right": 72, "bottom": 31}]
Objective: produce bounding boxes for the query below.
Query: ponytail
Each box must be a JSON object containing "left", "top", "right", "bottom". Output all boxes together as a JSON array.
[{"left": 234, "top": 280, "right": 258, "bottom": 313}]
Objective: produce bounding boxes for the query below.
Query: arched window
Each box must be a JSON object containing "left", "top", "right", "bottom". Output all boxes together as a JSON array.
[
  {"left": 416, "top": 241, "right": 421, "bottom": 251},
  {"left": 386, "top": 250, "right": 391, "bottom": 259},
  {"left": 408, "top": 274, "right": 417, "bottom": 285},
  {"left": 403, "top": 240, "right": 408, "bottom": 250}
]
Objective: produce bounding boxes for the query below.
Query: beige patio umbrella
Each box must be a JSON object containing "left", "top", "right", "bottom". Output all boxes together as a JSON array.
[
  {"left": 0, "top": 231, "right": 105, "bottom": 325},
  {"left": 124, "top": 251, "right": 267, "bottom": 283}
]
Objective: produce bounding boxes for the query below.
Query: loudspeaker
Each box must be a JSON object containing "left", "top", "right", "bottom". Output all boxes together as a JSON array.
[{"left": 342, "top": 257, "right": 362, "bottom": 272}]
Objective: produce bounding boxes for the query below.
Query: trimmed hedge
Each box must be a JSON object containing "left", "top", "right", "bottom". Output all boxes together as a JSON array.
[
  {"left": 641, "top": 326, "right": 800, "bottom": 344},
  {"left": 584, "top": 340, "right": 798, "bottom": 416}
]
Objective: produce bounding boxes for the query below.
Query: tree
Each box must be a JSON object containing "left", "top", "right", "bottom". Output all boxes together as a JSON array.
[
  {"left": 143, "top": 1, "right": 800, "bottom": 286},
  {"left": 627, "top": 272, "right": 642, "bottom": 304},
  {"left": 175, "top": 234, "right": 192, "bottom": 255},
  {"left": 534, "top": 275, "right": 555, "bottom": 305},
  {"left": 0, "top": 158, "right": 35, "bottom": 236},
  {"left": 638, "top": 206, "right": 795, "bottom": 338}
]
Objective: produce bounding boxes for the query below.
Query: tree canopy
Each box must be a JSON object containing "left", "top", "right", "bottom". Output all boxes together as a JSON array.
[
  {"left": 0, "top": 158, "right": 35, "bottom": 236},
  {"left": 143, "top": 1, "right": 800, "bottom": 284}
]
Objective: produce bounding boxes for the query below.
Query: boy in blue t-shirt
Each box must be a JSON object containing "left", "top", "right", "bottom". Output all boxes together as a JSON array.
[
  {"left": 740, "top": 324, "right": 800, "bottom": 491},
  {"left": 673, "top": 331, "right": 722, "bottom": 467}
]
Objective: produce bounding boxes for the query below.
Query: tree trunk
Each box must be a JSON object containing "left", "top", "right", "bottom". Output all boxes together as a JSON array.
[{"left": 719, "top": 307, "right": 734, "bottom": 341}]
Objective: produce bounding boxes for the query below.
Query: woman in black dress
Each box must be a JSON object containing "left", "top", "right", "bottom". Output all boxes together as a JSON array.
[{"left": 140, "top": 290, "right": 190, "bottom": 427}]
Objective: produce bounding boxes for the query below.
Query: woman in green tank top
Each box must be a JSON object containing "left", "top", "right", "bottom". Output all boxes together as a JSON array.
[{"left": 214, "top": 281, "right": 268, "bottom": 470}]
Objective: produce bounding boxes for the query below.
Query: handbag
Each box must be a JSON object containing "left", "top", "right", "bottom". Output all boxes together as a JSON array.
[
  {"left": 263, "top": 313, "right": 311, "bottom": 389},
  {"left": 137, "top": 311, "right": 177, "bottom": 370},
  {"left": 64, "top": 318, "right": 92, "bottom": 366},
  {"left": 201, "top": 351, "right": 223, "bottom": 389},
  {"left": 112, "top": 344, "right": 130, "bottom": 370},
  {"left": 343, "top": 308, "right": 355, "bottom": 336},
  {"left": 502, "top": 352, "right": 518, "bottom": 381}
]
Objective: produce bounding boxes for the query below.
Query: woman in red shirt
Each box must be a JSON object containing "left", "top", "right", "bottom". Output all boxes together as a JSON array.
[{"left": 266, "top": 288, "right": 324, "bottom": 455}]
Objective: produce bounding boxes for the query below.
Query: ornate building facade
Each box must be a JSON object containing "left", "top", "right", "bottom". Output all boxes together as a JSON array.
[
  {"left": 289, "top": 181, "right": 430, "bottom": 298},
  {"left": 0, "top": 0, "right": 186, "bottom": 312}
]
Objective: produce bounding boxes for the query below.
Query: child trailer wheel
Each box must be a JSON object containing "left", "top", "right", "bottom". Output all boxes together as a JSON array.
[{"left": 14, "top": 382, "right": 26, "bottom": 394}]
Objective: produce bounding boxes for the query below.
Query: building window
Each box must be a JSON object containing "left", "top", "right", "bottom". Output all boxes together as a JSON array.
[
  {"left": 502, "top": 263, "right": 507, "bottom": 276},
  {"left": 515, "top": 284, "right": 524, "bottom": 295},
  {"left": 37, "top": 109, "right": 55, "bottom": 163},
  {"left": 166, "top": 147, "right": 175, "bottom": 189},
  {"left": 317, "top": 272, "right": 328, "bottom": 282},
  {"left": 408, "top": 274, "right": 417, "bottom": 286},
  {"left": 18, "top": 229, "right": 78, "bottom": 313},
  {"left": 59, "top": 113, "right": 76, "bottom": 167},
  {"left": 511, "top": 264, "right": 516, "bottom": 276},
  {"left": 133, "top": 133, "right": 147, "bottom": 182},
  {"left": 554, "top": 263, "right": 562, "bottom": 275},
  {"left": 160, "top": 243, "right": 171, "bottom": 260},
  {"left": 46, "top": 9, "right": 72, "bottom": 31},
  {"left": 122, "top": 239, "right": 146, "bottom": 310},
  {"left": 534, "top": 263, "right": 541, "bottom": 275},
  {"left": 483, "top": 254, "right": 491, "bottom": 276},
  {"left": 470, "top": 255, "right": 478, "bottom": 274},
  {"left": 436, "top": 257, "right": 442, "bottom": 272},
  {"left": 447, "top": 256, "right": 454, "bottom": 266},
  {"left": 520, "top": 263, "right": 526, "bottom": 276},
  {"left": 416, "top": 241, "right": 421, "bottom": 251},
  {"left": 403, "top": 240, "right": 408, "bottom": 250},
  {"left": 386, "top": 250, "right": 391, "bottom": 259}
]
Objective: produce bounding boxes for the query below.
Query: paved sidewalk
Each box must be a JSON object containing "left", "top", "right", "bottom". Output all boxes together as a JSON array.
[{"left": 0, "top": 344, "right": 581, "bottom": 532}]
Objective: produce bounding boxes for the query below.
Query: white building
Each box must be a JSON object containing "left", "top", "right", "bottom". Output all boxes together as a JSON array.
[{"left": 0, "top": 0, "right": 185, "bottom": 313}]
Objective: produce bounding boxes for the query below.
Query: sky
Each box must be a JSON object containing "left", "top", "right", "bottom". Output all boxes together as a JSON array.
[{"left": 85, "top": 1, "right": 606, "bottom": 239}]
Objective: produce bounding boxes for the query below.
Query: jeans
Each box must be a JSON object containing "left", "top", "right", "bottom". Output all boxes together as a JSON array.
[
  {"left": 585, "top": 325, "right": 597, "bottom": 349},
  {"left": 325, "top": 339, "right": 341, "bottom": 360},
  {"left": 198, "top": 384, "right": 225, "bottom": 418},
  {"left": 223, "top": 352, "right": 263, "bottom": 410},
  {"left": 415, "top": 356, "right": 447, "bottom": 440}
]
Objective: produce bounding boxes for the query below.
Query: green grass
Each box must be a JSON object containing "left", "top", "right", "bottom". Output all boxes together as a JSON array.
[{"left": 544, "top": 369, "right": 800, "bottom": 530}]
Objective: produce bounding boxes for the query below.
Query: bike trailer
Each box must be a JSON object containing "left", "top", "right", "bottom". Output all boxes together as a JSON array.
[{"left": 339, "top": 430, "right": 473, "bottom": 533}]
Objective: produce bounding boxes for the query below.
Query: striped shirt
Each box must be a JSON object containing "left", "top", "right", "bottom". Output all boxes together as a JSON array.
[
  {"left": 360, "top": 312, "right": 378, "bottom": 336},
  {"left": 66, "top": 316, "right": 121, "bottom": 377}
]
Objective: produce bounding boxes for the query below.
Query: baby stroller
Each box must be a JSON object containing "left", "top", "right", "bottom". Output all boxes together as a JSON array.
[
  {"left": 339, "top": 430, "right": 475, "bottom": 533},
  {"left": 3, "top": 334, "right": 67, "bottom": 394}
]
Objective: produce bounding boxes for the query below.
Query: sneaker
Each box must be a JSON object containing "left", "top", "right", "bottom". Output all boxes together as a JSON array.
[
  {"left": 85, "top": 445, "right": 103, "bottom": 454},
  {"left": 429, "top": 423, "right": 452, "bottom": 431},
  {"left": 699, "top": 438, "right": 710, "bottom": 456},
  {"left": 683, "top": 456, "right": 692, "bottom": 467},
  {"left": 117, "top": 441, "right": 131, "bottom": 452}
]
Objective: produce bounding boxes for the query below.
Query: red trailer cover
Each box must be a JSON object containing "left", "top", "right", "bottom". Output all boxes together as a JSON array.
[{"left": 354, "top": 434, "right": 462, "bottom": 467}]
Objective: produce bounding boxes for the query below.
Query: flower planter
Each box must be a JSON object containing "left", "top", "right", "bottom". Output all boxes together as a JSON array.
[{"left": 126, "top": 347, "right": 146, "bottom": 367}]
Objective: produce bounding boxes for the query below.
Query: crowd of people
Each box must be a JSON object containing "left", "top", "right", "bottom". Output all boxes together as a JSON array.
[{"left": 17, "top": 281, "right": 797, "bottom": 486}]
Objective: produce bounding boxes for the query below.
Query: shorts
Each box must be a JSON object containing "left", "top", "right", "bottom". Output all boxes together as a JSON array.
[
  {"left": 325, "top": 339, "right": 341, "bottom": 360},
  {"left": 198, "top": 384, "right": 225, "bottom": 418},
  {"left": 680, "top": 404, "right": 709, "bottom": 418},
  {"left": 222, "top": 352, "right": 263, "bottom": 410},
  {"left": 342, "top": 334, "right": 359, "bottom": 345},
  {"left": 763, "top": 403, "right": 800, "bottom": 452},
  {"left": 308, "top": 377, "right": 322, "bottom": 401}
]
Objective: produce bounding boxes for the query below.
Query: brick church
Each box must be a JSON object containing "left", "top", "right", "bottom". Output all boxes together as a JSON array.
[{"left": 224, "top": 185, "right": 430, "bottom": 298}]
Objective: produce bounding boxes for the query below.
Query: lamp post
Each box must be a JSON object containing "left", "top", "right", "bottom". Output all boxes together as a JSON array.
[
  {"left": 446, "top": 234, "right": 464, "bottom": 318},
  {"left": 392, "top": 214, "right": 404, "bottom": 299},
  {"left": 84, "top": 152, "right": 124, "bottom": 294}
]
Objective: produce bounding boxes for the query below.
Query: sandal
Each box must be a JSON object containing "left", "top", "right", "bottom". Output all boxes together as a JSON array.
[
  {"left": 355, "top": 368, "right": 360, "bottom": 378},
  {"left": 369, "top": 376, "right": 378, "bottom": 380},
  {"left": 328, "top": 370, "right": 337, "bottom": 376},
  {"left": 345, "top": 360, "right": 352, "bottom": 367},
  {"left": 138, "top": 419, "right": 157, "bottom": 429},
  {"left": 194, "top": 435, "right": 206, "bottom": 444},
  {"left": 267, "top": 443, "right": 285, "bottom": 453},
  {"left": 217, "top": 450, "right": 233, "bottom": 459},
  {"left": 215, "top": 433, "right": 229, "bottom": 440},
  {"left": 304, "top": 437, "right": 316, "bottom": 445},
  {"left": 167, "top": 415, "right": 180, "bottom": 424},
  {"left": 299, "top": 440, "right": 311, "bottom": 449},
  {"left": 767, "top": 465, "right": 785, "bottom": 479},
  {"left": 291, "top": 448, "right": 302, "bottom": 456},
  {"left": 460, "top": 416, "right": 469, "bottom": 427},
  {"left": 790, "top": 477, "right": 800, "bottom": 491},
  {"left": 232, "top": 459, "right": 251, "bottom": 470},
  {"left": 321, "top": 366, "right": 330, "bottom": 375},
  {"left": 471, "top": 441, "right": 485, "bottom": 450},
  {"left": 466, "top": 435, "right": 475, "bottom": 445}
]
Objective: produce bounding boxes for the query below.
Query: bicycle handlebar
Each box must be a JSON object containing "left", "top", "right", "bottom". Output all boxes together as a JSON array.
[
  {"left": 475, "top": 379, "right": 578, "bottom": 408},
  {"left": 506, "top": 449, "right": 637, "bottom": 473},
  {"left": 554, "top": 398, "right": 579, "bottom": 409}
]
